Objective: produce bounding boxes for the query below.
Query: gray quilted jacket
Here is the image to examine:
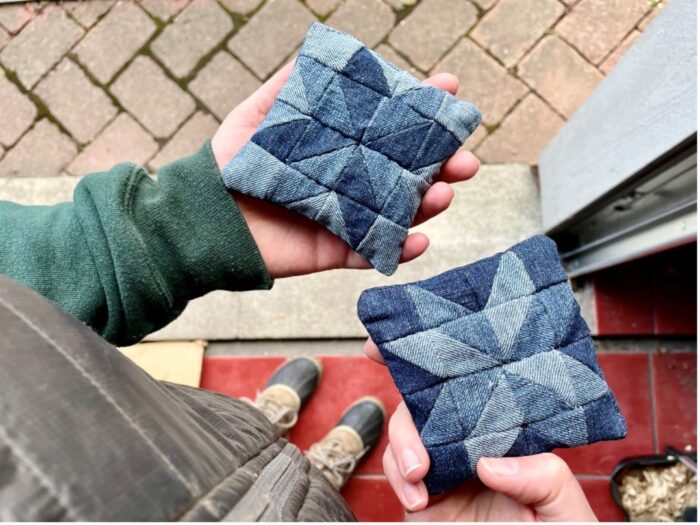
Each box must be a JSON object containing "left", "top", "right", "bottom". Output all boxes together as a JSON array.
[{"left": 0, "top": 276, "right": 354, "bottom": 521}]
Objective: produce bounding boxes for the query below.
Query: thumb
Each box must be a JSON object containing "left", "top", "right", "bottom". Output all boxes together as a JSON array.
[{"left": 477, "top": 453, "right": 597, "bottom": 522}]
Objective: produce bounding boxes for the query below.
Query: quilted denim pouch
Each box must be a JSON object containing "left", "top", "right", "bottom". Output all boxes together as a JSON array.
[
  {"left": 221, "top": 23, "right": 481, "bottom": 275},
  {"left": 357, "top": 235, "right": 627, "bottom": 494}
]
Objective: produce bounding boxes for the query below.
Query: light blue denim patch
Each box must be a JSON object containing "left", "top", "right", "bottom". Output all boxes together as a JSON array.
[
  {"left": 357, "top": 236, "right": 627, "bottom": 494},
  {"left": 221, "top": 23, "right": 481, "bottom": 275}
]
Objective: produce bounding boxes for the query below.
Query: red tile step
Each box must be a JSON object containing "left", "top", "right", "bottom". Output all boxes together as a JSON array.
[{"left": 652, "top": 352, "right": 697, "bottom": 452}]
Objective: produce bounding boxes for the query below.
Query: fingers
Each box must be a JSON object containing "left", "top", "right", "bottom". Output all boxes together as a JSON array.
[
  {"left": 389, "top": 402, "right": 431, "bottom": 482},
  {"left": 399, "top": 232, "right": 430, "bottom": 262},
  {"left": 364, "top": 338, "right": 385, "bottom": 365},
  {"left": 437, "top": 150, "right": 480, "bottom": 184},
  {"left": 422, "top": 73, "right": 459, "bottom": 95},
  {"left": 413, "top": 182, "right": 454, "bottom": 226},
  {"left": 477, "top": 454, "right": 597, "bottom": 522},
  {"left": 384, "top": 445, "right": 429, "bottom": 512}
]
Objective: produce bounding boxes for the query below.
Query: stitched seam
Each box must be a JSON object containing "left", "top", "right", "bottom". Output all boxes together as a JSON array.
[
  {"left": 0, "top": 424, "right": 79, "bottom": 520},
  {"left": 425, "top": 391, "right": 610, "bottom": 449},
  {"left": 399, "top": 332, "right": 593, "bottom": 397},
  {"left": 0, "top": 296, "right": 194, "bottom": 497},
  {"left": 248, "top": 139, "right": 410, "bottom": 232},
  {"left": 300, "top": 53, "right": 463, "bottom": 144},
  {"left": 376, "top": 278, "right": 572, "bottom": 346}
]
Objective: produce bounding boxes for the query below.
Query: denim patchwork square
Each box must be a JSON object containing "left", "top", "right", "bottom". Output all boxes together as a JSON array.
[
  {"left": 221, "top": 23, "right": 481, "bottom": 275},
  {"left": 357, "top": 236, "right": 627, "bottom": 494}
]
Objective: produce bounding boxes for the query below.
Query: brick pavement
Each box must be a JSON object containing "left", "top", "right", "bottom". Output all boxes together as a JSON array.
[{"left": 0, "top": 0, "right": 665, "bottom": 176}]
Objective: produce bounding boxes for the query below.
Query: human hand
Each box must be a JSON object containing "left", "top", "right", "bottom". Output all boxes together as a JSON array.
[
  {"left": 365, "top": 340, "right": 598, "bottom": 522},
  {"left": 211, "top": 61, "right": 480, "bottom": 279}
]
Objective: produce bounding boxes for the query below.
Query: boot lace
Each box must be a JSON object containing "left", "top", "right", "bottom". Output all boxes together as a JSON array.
[
  {"left": 243, "top": 391, "right": 298, "bottom": 431},
  {"left": 306, "top": 437, "right": 368, "bottom": 490}
]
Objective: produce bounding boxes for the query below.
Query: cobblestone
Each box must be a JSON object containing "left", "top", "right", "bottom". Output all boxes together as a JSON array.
[
  {"left": 471, "top": 0, "right": 564, "bottom": 67},
  {"left": 327, "top": 0, "right": 394, "bottom": 48},
  {"left": 0, "top": 3, "right": 33, "bottom": 34},
  {"left": 138, "top": 0, "right": 190, "bottom": 21},
  {"left": 556, "top": 0, "right": 649, "bottom": 64},
  {"left": 189, "top": 51, "right": 261, "bottom": 120},
  {"left": 148, "top": 111, "right": 219, "bottom": 171},
  {"left": 305, "top": 0, "right": 341, "bottom": 17},
  {"left": 66, "top": 113, "right": 158, "bottom": 175},
  {"left": 111, "top": 55, "right": 195, "bottom": 139},
  {"left": 228, "top": 0, "right": 315, "bottom": 79},
  {"left": 0, "top": 5, "right": 83, "bottom": 88},
  {"left": 74, "top": 2, "right": 156, "bottom": 84},
  {"left": 477, "top": 94, "right": 564, "bottom": 164},
  {"left": 219, "top": 0, "right": 264, "bottom": 14},
  {"left": 63, "top": 0, "right": 115, "bottom": 28},
  {"left": 0, "top": 27, "right": 8, "bottom": 50},
  {"left": 433, "top": 38, "right": 528, "bottom": 125},
  {"left": 519, "top": 36, "right": 603, "bottom": 118},
  {"left": 152, "top": 0, "right": 233, "bottom": 79},
  {"left": 36, "top": 58, "right": 117, "bottom": 143},
  {"left": 389, "top": 0, "right": 477, "bottom": 71},
  {"left": 0, "top": 73, "right": 36, "bottom": 147},
  {"left": 0, "top": 119, "right": 76, "bottom": 178}
]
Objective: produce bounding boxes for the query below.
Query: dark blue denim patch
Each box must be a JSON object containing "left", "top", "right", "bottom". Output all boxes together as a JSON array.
[
  {"left": 357, "top": 236, "right": 627, "bottom": 494},
  {"left": 221, "top": 23, "right": 481, "bottom": 275}
]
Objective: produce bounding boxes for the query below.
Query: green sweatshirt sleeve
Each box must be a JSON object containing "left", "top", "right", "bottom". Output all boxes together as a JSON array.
[{"left": 0, "top": 140, "right": 272, "bottom": 345}]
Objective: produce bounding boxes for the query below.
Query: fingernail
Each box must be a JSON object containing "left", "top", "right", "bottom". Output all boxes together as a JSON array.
[
  {"left": 400, "top": 448, "right": 422, "bottom": 477},
  {"left": 402, "top": 481, "right": 425, "bottom": 510},
  {"left": 481, "top": 457, "right": 518, "bottom": 476}
]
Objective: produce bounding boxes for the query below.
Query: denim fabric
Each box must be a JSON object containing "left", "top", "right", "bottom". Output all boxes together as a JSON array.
[
  {"left": 357, "top": 236, "right": 627, "bottom": 494},
  {"left": 221, "top": 23, "right": 481, "bottom": 275}
]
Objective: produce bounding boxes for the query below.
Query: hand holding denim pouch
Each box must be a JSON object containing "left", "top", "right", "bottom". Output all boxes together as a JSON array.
[
  {"left": 357, "top": 235, "right": 627, "bottom": 494},
  {"left": 221, "top": 23, "right": 481, "bottom": 275}
]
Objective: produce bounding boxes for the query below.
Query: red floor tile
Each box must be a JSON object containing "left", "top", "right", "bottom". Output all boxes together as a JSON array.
[
  {"left": 652, "top": 243, "right": 697, "bottom": 335},
  {"left": 342, "top": 477, "right": 404, "bottom": 522},
  {"left": 593, "top": 258, "right": 654, "bottom": 336},
  {"left": 201, "top": 355, "right": 402, "bottom": 475},
  {"left": 556, "top": 353, "right": 654, "bottom": 475},
  {"left": 652, "top": 352, "right": 697, "bottom": 452},
  {"left": 579, "top": 478, "right": 625, "bottom": 522}
]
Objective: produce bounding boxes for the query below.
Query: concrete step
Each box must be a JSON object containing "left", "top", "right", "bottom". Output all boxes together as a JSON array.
[{"left": 0, "top": 164, "right": 541, "bottom": 340}]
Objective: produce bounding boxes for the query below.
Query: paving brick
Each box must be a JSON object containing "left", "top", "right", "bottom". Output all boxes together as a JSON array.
[
  {"left": 638, "top": 2, "right": 664, "bottom": 31},
  {"left": 382, "top": 0, "right": 408, "bottom": 10},
  {"left": 66, "top": 113, "right": 158, "bottom": 175},
  {"left": 74, "top": 2, "right": 156, "bottom": 84},
  {"left": 471, "top": 0, "right": 564, "bottom": 67},
  {"left": 327, "top": 0, "right": 394, "bottom": 48},
  {"left": 219, "top": 0, "right": 264, "bottom": 15},
  {"left": 0, "top": 3, "right": 34, "bottom": 34},
  {"left": 0, "top": 73, "right": 36, "bottom": 147},
  {"left": 148, "top": 111, "right": 219, "bottom": 171},
  {"left": 556, "top": 0, "right": 649, "bottom": 64},
  {"left": 519, "top": 36, "right": 603, "bottom": 118},
  {"left": 0, "top": 25, "right": 9, "bottom": 49},
  {"left": 35, "top": 58, "right": 117, "bottom": 143},
  {"left": 228, "top": 0, "right": 315, "bottom": 79},
  {"left": 472, "top": 0, "right": 498, "bottom": 10},
  {"left": 433, "top": 38, "right": 528, "bottom": 125},
  {"left": 189, "top": 51, "right": 261, "bottom": 120},
  {"left": 0, "top": 5, "right": 83, "bottom": 89},
  {"left": 374, "top": 44, "right": 424, "bottom": 79},
  {"left": 599, "top": 29, "right": 641, "bottom": 74},
  {"left": 152, "top": 0, "right": 233, "bottom": 79},
  {"left": 111, "top": 56, "right": 195, "bottom": 138},
  {"left": 389, "top": 0, "right": 477, "bottom": 71},
  {"left": 63, "top": 0, "right": 115, "bottom": 28},
  {"left": 0, "top": 119, "right": 76, "bottom": 178},
  {"left": 476, "top": 94, "right": 564, "bottom": 164},
  {"left": 305, "top": 0, "right": 341, "bottom": 17},
  {"left": 138, "top": 0, "right": 190, "bottom": 20}
]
